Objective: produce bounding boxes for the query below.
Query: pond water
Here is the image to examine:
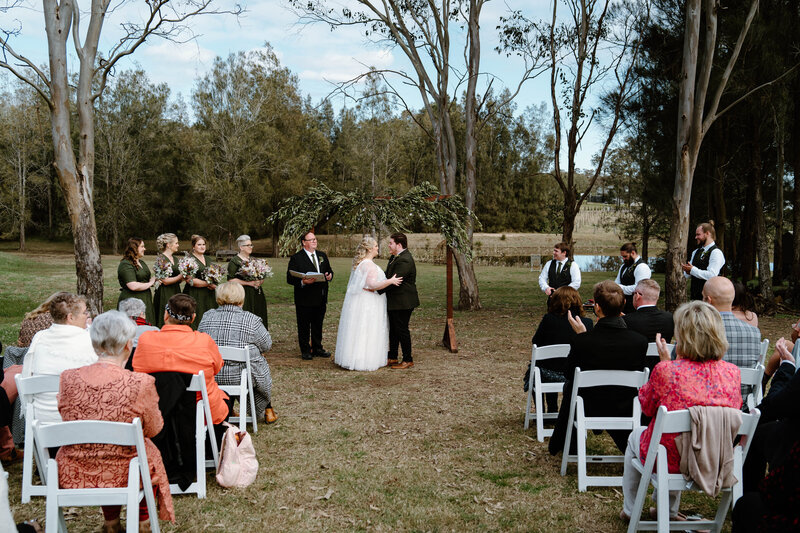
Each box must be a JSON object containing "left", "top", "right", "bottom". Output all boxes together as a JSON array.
[{"left": 559, "top": 255, "right": 665, "bottom": 273}]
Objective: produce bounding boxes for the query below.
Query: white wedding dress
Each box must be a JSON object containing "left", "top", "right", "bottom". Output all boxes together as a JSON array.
[{"left": 334, "top": 258, "right": 389, "bottom": 371}]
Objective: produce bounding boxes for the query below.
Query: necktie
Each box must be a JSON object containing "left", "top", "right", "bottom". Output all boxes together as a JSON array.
[
  {"left": 312, "top": 253, "right": 319, "bottom": 272},
  {"left": 556, "top": 261, "right": 562, "bottom": 275}
]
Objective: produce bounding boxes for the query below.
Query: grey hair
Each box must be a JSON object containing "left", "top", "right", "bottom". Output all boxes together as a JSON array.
[
  {"left": 236, "top": 234, "right": 251, "bottom": 248},
  {"left": 118, "top": 298, "right": 147, "bottom": 318},
  {"left": 90, "top": 310, "right": 136, "bottom": 357}
]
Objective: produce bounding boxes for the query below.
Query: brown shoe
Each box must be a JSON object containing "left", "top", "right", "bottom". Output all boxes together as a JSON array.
[
  {"left": 265, "top": 407, "right": 278, "bottom": 424},
  {"left": 101, "top": 518, "right": 122, "bottom": 533},
  {"left": 139, "top": 519, "right": 152, "bottom": 533},
  {"left": 0, "top": 447, "right": 23, "bottom": 466},
  {"left": 391, "top": 362, "right": 414, "bottom": 369},
  {"left": 387, "top": 358, "right": 399, "bottom": 365}
]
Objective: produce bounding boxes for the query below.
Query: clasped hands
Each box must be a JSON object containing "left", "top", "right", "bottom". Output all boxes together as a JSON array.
[{"left": 680, "top": 262, "right": 693, "bottom": 273}]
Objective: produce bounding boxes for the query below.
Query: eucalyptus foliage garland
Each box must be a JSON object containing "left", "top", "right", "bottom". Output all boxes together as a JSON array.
[{"left": 268, "top": 181, "right": 479, "bottom": 259}]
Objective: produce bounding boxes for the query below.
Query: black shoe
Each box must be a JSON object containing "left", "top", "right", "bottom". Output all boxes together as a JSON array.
[
  {"left": 313, "top": 350, "right": 331, "bottom": 358},
  {"left": 301, "top": 352, "right": 313, "bottom": 360}
]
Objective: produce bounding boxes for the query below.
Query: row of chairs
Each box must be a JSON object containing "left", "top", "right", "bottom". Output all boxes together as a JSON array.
[
  {"left": 523, "top": 342, "right": 767, "bottom": 533},
  {"left": 14, "top": 346, "right": 257, "bottom": 532}
]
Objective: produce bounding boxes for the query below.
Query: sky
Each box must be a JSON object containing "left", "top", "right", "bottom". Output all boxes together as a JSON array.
[{"left": 1, "top": 0, "right": 606, "bottom": 168}]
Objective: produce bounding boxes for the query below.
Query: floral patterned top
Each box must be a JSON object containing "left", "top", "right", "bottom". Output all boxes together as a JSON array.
[{"left": 639, "top": 358, "right": 741, "bottom": 473}]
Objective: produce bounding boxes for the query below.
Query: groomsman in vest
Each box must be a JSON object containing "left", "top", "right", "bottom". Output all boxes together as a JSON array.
[
  {"left": 682, "top": 222, "right": 725, "bottom": 300},
  {"left": 379, "top": 233, "right": 419, "bottom": 370},
  {"left": 538, "top": 242, "right": 581, "bottom": 300},
  {"left": 614, "top": 242, "right": 651, "bottom": 313},
  {"left": 286, "top": 231, "right": 334, "bottom": 360}
]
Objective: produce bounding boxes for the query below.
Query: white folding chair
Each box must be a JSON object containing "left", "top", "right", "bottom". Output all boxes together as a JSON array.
[
  {"left": 169, "top": 371, "right": 219, "bottom": 499},
  {"left": 217, "top": 346, "right": 257, "bottom": 433},
  {"left": 740, "top": 364, "right": 765, "bottom": 412},
  {"left": 646, "top": 343, "right": 676, "bottom": 366},
  {"left": 758, "top": 338, "right": 769, "bottom": 366},
  {"left": 15, "top": 373, "right": 61, "bottom": 503},
  {"left": 627, "top": 406, "right": 761, "bottom": 533},
  {"left": 561, "top": 367, "right": 650, "bottom": 491},
  {"left": 524, "top": 344, "right": 571, "bottom": 441},
  {"left": 33, "top": 418, "right": 160, "bottom": 533}
]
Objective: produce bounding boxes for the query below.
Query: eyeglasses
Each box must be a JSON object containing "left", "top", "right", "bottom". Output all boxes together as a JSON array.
[{"left": 634, "top": 291, "right": 642, "bottom": 296}]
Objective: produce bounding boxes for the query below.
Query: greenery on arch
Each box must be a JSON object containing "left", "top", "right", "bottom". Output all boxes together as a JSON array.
[{"left": 268, "top": 181, "right": 479, "bottom": 258}]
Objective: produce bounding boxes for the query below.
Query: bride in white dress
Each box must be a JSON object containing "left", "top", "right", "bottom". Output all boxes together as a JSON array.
[{"left": 335, "top": 236, "right": 402, "bottom": 371}]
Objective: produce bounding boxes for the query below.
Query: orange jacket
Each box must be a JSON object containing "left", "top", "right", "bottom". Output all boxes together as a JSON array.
[{"left": 134, "top": 324, "right": 229, "bottom": 424}]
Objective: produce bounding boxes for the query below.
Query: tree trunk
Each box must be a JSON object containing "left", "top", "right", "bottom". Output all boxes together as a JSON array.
[
  {"left": 45, "top": 0, "right": 104, "bottom": 314},
  {"left": 751, "top": 128, "right": 773, "bottom": 303},
  {"left": 561, "top": 188, "right": 578, "bottom": 251},
  {"left": 453, "top": 251, "right": 480, "bottom": 310},
  {"left": 792, "top": 80, "right": 800, "bottom": 301},
  {"left": 773, "top": 110, "right": 785, "bottom": 284}
]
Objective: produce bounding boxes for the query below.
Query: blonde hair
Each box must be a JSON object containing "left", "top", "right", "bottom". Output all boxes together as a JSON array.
[
  {"left": 156, "top": 233, "right": 178, "bottom": 252},
  {"left": 673, "top": 301, "right": 729, "bottom": 362},
  {"left": 215, "top": 282, "right": 245, "bottom": 306},
  {"left": 353, "top": 236, "right": 378, "bottom": 268},
  {"left": 25, "top": 291, "right": 70, "bottom": 320}
]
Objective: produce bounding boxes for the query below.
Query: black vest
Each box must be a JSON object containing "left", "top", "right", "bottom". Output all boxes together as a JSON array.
[
  {"left": 620, "top": 257, "right": 645, "bottom": 313},
  {"left": 548, "top": 259, "right": 572, "bottom": 289},
  {"left": 690, "top": 244, "right": 719, "bottom": 300}
]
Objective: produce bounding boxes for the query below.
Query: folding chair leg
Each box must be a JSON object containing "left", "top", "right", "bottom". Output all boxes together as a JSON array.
[
  {"left": 248, "top": 378, "right": 257, "bottom": 434},
  {"left": 524, "top": 389, "right": 533, "bottom": 430},
  {"left": 126, "top": 460, "right": 140, "bottom": 533},
  {"left": 656, "top": 452, "right": 669, "bottom": 533},
  {"left": 196, "top": 404, "right": 207, "bottom": 499},
  {"left": 576, "top": 419, "right": 587, "bottom": 492}
]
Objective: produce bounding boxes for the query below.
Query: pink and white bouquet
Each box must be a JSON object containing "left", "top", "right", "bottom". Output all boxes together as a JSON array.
[
  {"left": 238, "top": 258, "right": 273, "bottom": 280},
  {"left": 153, "top": 255, "right": 172, "bottom": 289},
  {"left": 178, "top": 254, "right": 199, "bottom": 280},
  {"left": 205, "top": 263, "right": 226, "bottom": 286}
]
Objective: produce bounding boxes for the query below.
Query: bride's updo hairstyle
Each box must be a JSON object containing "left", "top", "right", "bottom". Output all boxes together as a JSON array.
[{"left": 353, "top": 236, "right": 378, "bottom": 269}]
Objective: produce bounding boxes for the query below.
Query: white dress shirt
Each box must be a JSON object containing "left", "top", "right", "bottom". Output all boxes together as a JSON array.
[
  {"left": 615, "top": 260, "right": 652, "bottom": 295},
  {"left": 538, "top": 259, "right": 581, "bottom": 293},
  {"left": 683, "top": 241, "right": 725, "bottom": 280}
]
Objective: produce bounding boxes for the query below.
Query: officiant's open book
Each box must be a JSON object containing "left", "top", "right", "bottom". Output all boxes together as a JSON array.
[{"left": 289, "top": 270, "right": 326, "bottom": 282}]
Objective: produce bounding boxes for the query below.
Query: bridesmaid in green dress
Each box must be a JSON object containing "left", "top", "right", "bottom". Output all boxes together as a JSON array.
[
  {"left": 227, "top": 234, "right": 269, "bottom": 328},
  {"left": 182, "top": 234, "right": 218, "bottom": 329},
  {"left": 152, "top": 233, "right": 184, "bottom": 327},
  {"left": 117, "top": 238, "right": 155, "bottom": 324}
]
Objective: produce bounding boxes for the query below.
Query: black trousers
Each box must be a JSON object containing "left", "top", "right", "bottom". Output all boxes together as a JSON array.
[
  {"left": 388, "top": 308, "right": 414, "bottom": 362},
  {"left": 742, "top": 419, "right": 800, "bottom": 491},
  {"left": 295, "top": 304, "right": 326, "bottom": 354}
]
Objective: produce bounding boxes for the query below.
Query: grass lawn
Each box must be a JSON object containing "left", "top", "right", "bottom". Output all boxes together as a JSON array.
[{"left": 1, "top": 251, "right": 789, "bottom": 532}]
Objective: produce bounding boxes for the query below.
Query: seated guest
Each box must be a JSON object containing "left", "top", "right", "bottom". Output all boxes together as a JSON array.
[
  {"left": 21, "top": 293, "right": 97, "bottom": 424},
  {"left": 620, "top": 301, "right": 741, "bottom": 522},
  {"left": 0, "top": 342, "right": 24, "bottom": 466},
  {"left": 524, "top": 287, "right": 593, "bottom": 413},
  {"left": 199, "top": 283, "right": 277, "bottom": 424},
  {"left": 732, "top": 281, "right": 759, "bottom": 328},
  {"left": 622, "top": 279, "right": 674, "bottom": 343},
  {"left": 17, "top": 292, "right": 67, "bottom": 347},
  {"left": 134, "top": 294, "right": 229, "bottom": 426},
  {"left": 57, "top": 311, "right": 174, "bottom": 532},
  {"left": 764, "top": 320, "right": 800, "bottom": 381},
  {"left": 742, "top": 338, "right": 800, "bottom": 492},
  {"left": 549, "top": 281, "right": 648, "bottom": 456},
  {"left": 118, "top": 298, "right": 159, "bottom": 348}
]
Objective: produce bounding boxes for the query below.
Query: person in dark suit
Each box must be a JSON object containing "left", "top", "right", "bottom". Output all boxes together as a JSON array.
[
  {"left": 622, "top": 279, "right": 674, "bottom": 343},
  {"left": 549, "top": 280, "right": 648, "bottom": 456},
  {"left": 525, "top": 287, "right": 594, "bottom": 412},
  {"left": 742, "top": 337, "right": 800, "bottom": 491},
  {"left": 286, "top": 231, "right": 334, "bottom": 360},
  {"left": 377, "top": 233, "right": 419, "bottom": 370}
]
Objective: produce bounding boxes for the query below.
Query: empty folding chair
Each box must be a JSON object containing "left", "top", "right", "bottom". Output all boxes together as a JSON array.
[
  {"left": 15, "top": 373, "right": 61, "bottom": 503},
  {"left": 217, "top": 346, "right": 257, "bottom": 433},
  {"left": 33, "top": 417, "right": 160, "bottom": 533},
  {"left": 627, "top": 406, "right": 761, "bottom": 533},
  {"left": 524, "top": 343, "right": 570, "bottom": 442},
  {"left": 561, "top": 367, "right": 650, "bottom": 491}
]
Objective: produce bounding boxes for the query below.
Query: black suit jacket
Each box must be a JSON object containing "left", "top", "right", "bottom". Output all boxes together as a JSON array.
[
  {"left": 286, "top": 249, "right": 334, "bottom": 307},
  {"left": 758, "top": 362, "right": 800, "bottom": 429},
  {"left": 549, "top": 316, "right": 648, "bottom": 454},
  {"left": 622, "top": 306, "right": 674, "bottom": 343},
  {"left": 378, "top": 249, "right": 419, "bottom": 310}
]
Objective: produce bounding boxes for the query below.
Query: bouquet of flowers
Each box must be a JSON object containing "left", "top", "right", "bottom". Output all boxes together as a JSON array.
[
  {"left": 152, "top": 255, "right": 172, "bottom": 289},
  {"left": 178, "top": 254, "right": 199, "bottom": 280},
  {"left": 238, "top": 258, "right": 273, "bottom": 281},
  {"left": 205, "top": 263, "right": 226, "bottom": 286}
]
